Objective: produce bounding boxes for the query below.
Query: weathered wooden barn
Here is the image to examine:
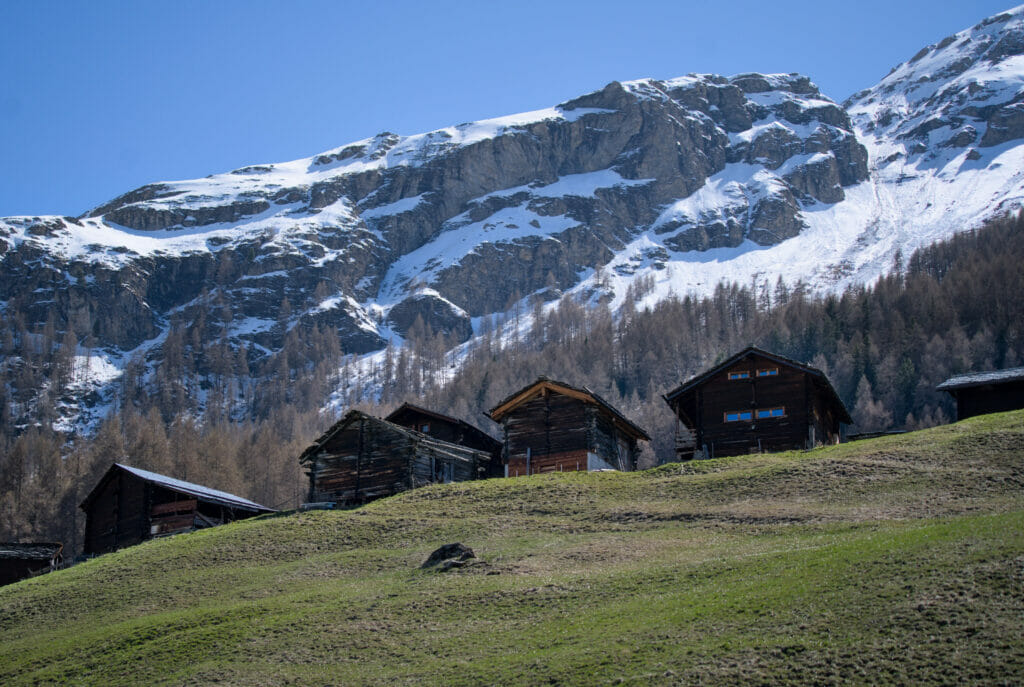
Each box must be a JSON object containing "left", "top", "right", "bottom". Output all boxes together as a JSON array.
[
  {"left": 663, "top": 347, "right": 852, "bottom": 460},
  {"left": 487, "top": 377, "right": 650, "bottom": 476},
  {"left": 300, "top": 410, "right": 493, "bottom": 506},
  {"left": 386, "top": 402, "right": 503, "bottom": 476},
  {"left": 80, "top": 463, "right": 275, "bottom": 556},
  {"left": 0, "top": 543, "right": 63, "bottom": 587},
  {"left": 937, "top": 366, "right": 1024, "bottom": 420}
]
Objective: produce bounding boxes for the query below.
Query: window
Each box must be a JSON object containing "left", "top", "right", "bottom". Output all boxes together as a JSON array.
[
  {"left": 756, "top": 407, "right": 786, "bottom": 419},
  {"left": 724, "top": 410, "right": 753, "bottom": 422},
  {"left": 757, "top": 368, "right": 779, "bottom": 377},
  {"left": 421, "top": 423, "right": 430, "bottom": 433},
  {"left": 728, "top": 371, "right": 750, "bottom": 380}
]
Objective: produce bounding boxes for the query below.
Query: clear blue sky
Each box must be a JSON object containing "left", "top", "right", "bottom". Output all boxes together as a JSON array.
[{"left": 0, "top": 1, "right": 1015, "bottom": 217}]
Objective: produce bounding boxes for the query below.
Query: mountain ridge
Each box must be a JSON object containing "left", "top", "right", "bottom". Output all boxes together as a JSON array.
[{"left": 1, "top": 5, "right": 1023, "bottom": 432}]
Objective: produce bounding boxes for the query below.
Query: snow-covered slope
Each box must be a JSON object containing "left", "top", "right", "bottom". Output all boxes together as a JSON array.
[{"left": 1, "top": 5, "right": 1023, "bottom": 431}]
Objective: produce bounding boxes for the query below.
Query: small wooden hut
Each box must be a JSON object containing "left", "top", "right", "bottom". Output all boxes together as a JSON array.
[
  {"left": 300, "top": 410, "right": 493, "bottom": 506},
  {"left": 937, "top": 366, "right": 1024, "bottom": 420},
  {"left": 386, "top": 402, "right": 503, "bottom": 476},
  {"left": 664, "top": 346, "right": 851, "bottom": 460},
  {"left": 80, "top": 464, "right": 275, "bottom": 556},
  {"left": 0, "top": 543, "right": 63, "bottom": 587},
  {"left": 487, "top": 377, "right": 650, "bottom": 476}
]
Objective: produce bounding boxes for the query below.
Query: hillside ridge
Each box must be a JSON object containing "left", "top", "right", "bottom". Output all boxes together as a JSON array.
[{"left": 2, "top": 410, "right": 1023, "bottom": 684}]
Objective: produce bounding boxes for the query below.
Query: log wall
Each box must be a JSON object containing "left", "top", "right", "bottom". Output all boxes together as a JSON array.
[
  {"left": 673, "top": 351, "right": 844, "bottom": 459},
  {"left": 83, "top": 471, "right": 149, "bottom": 555},
  {"left": 502, "top": 391, "right": 637, "bottom": 476},
  {"left": 306, "top": 415, "right": 488, "bottom": 506}
]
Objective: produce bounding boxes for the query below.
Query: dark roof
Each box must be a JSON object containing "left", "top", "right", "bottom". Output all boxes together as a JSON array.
[
  {"left": 937, "top": 366, "right": 1024, "bottom": 391},
  {"left": 386, "top": 402, "right": 501, "bottom": 449},
  {"left": 299, "top": 410, "right": 493, "bottom": 464},
  {"left": 0, "top": 543, "right": 62, "bottom": 561},
  {"left": 487, "top": 377, "right": 651, "bottom": 441},
  {"left": 80, "top": 464, "right": 275, "bottom": 513},
  {"left": 663, "top": 346, "right": 853, "bottom": 424}
]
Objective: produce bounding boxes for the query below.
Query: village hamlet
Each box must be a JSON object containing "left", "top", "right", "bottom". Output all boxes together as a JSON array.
[
  {"left": 0, "top": 543, "right": 63, "bottom": 587},
  {"left": 300, "top": 410, "right": 494, "bottom": 507},
  {"left": 80, "top": 464, "right": 276, "bottom": 556},
  {"left": 487, "top": 377, "right": 650, "bottom": 476},
  {"left": 663, "top": 346, "right": 852, "bottom": 460},
  {"left": 937, "top": 367, "right": 1024, "bottom": 421},
  {"left": 385, "top": 402, "right": 503, "bottom": 476}
]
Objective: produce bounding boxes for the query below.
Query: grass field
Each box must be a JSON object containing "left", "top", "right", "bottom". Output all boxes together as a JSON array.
[{"left": 1, "top": 411, "right": 1023, "bottom": 685}]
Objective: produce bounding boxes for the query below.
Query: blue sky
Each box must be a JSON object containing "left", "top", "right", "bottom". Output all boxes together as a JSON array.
[{"left": 0, "top": 1, "right": 1014, "bottom": 217}]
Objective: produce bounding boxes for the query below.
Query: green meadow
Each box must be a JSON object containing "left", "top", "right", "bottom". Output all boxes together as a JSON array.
[{"left": 2, "top": 410, "right": 1023, "bottom": 685}]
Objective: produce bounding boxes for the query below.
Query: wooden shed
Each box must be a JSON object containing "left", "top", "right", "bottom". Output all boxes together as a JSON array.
[
  {"left": 300, "top": 410, "right": 493, "bottom": 506},
  {"left": 664, "top": 346, "right": 852, "bottom": 460},
  {"left": 487, "top": 377, "right": 650, "bottom": 476},
  {"left": 937, "top": 366, "right": 1024, "bottom": 420},
  {"left": 80, "top": 463, "right": 275, "bottom": 556},
  {"left": 386, "top": 402, "right": 503, "bottom": 476},
  {"left": 0, "top": 543, "right": 63, "bottom": 587}
]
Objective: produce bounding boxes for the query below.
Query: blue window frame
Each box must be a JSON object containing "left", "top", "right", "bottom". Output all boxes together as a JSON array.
[
  {"left": 724, "top": 410, "right": 753, "bottom": 422},
  {"left": 757, "top": 368, "right": 779, "bottom": 377},
  {"left": 756, "top": 407, "right": 786, "bottom": 419},
  {"left": 728, "top": 371, "right": 750, "bottom": 380}
]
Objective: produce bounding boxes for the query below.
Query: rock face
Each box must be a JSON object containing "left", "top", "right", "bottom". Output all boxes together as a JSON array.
[
  {"left": 1, "top": 5, "right": 1023, "bottom": 431},
  {"left": 0, "top": 70, "right": 869, "bottom": 360}
]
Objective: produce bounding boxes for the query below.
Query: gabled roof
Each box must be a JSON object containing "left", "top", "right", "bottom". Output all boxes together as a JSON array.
[
  {"left": 299, "top": 409, "right": 492, "bottom": 464},
  {"left": 80, "top": 463, "right": 275, "bottom": 513},
  {"left": 0, "top": 543, "right": 63, "bottom": 561},
  {"left": 487, "top": 377, "right": 651, "bottom": 441},
  {"left": 385, "top": 402, "right": 501, "bottom": 450},
  {"left": 937, "top": 366, "right": 1024, "bottom": 391},
  {"left": 663, "top": 346, "right": 853, "bottom": 424}
]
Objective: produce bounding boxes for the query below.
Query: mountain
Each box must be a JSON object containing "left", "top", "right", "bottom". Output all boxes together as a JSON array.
[{"left": 1, "top": 6, "right": 1023, "bottom": 431}]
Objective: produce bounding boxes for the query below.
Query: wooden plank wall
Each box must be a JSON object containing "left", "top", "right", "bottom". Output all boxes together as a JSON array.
[
  {"left": 503, "top": 392, "right": 639, "bottom": 475},
  {"left": 149, "top": 497, "right": 199, "bottom": 536},
  {"left": 409, "top": 443, "right": 481, "bottom": 487},
  {"left": 694, "top": 353, "right": 812, "bottom": 458},
  {"left": 309, "top": 419, "right": 416, "bottom": 505},
  {"left": 308, "top": 417, "right": 488, "bottom": 505},
  {"left": 504, "top": 392, "right": 590, "bottom": 476},
  {"left": 507, "top": 449, "right": 589, "bottom": 476},
  {"left": 591, "top": 409, "right": 637, "bottom": 471},
  {"left": 391, "top": 409, "right": 503, "bottom": 475},
  {"left": 84, "top": 471, "right": 148, "bottom": 555},
  {"left": 955, "top": 382, "right": 1024, "bottom": 420}
]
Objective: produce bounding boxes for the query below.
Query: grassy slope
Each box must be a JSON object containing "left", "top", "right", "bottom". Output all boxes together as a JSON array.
[{"left": 1, "top": 411, "right": 1023, "bottom": 685}]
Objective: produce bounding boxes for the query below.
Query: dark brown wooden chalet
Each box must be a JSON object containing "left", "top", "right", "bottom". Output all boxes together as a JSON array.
[
  {"left": 664, "top": 347, "right": 852, "bottom": 460},
  {"left": 80, "top": 463, "right": 275, "bottom": 556},
  {"left": 487, "top": 377, "right": 650, "bottom": 476},
  {"left": 386, "top": 402, "right": 503, "bottom": 476},
  {"left": 300, "top": 410, "right": 493, "bottom": 506},
  {"left": 0, "top": 543, "right": 63, "bottom": 587},
  {"left": 937, "top": 366, "right": 1024, "bottom": 420}
]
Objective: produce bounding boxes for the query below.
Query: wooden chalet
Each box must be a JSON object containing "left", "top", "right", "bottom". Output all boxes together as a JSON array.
[
  {"left": 300, "top": 410, "right": 493, "bottom": 506},
  {"left": 664, "top": 346, "right": 852, "bottom": 460},
  {"left": 487, "top": 377, "right": 650, "bottom": 476},
  {"left": 386, "top": 402, "right": 503, "bottom": 476},
  {"left": 0, "top": 543, "right": 63, "bottom": 587},
  {"left": 80, "top": 463, "right": 275, "bottom": 556},
  {"left": 937, "top": 366, "right": 1024, "bottom": 420}
]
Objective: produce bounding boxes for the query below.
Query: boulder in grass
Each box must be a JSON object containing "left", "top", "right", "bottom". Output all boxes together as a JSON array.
[{"left": 421, "top": 543, "right": 475, "bottom": 570}]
